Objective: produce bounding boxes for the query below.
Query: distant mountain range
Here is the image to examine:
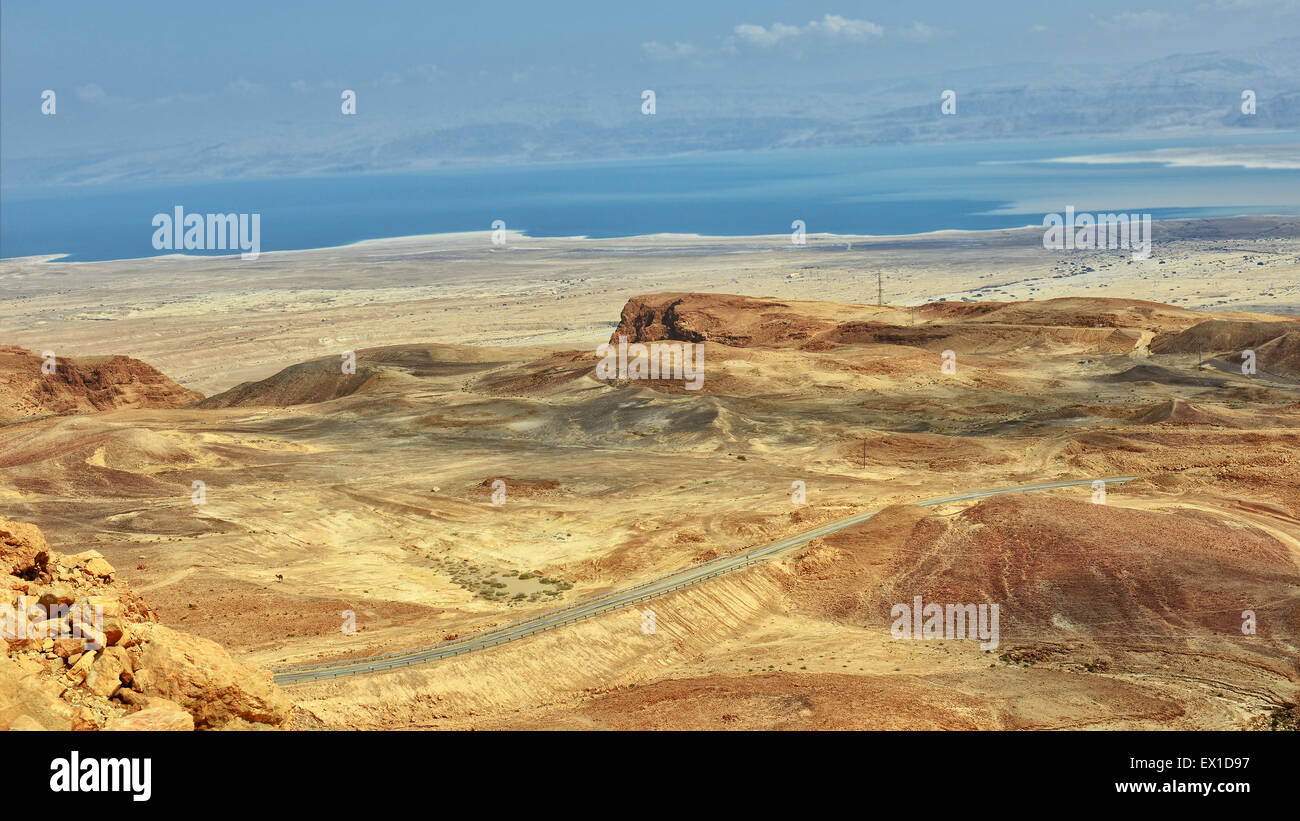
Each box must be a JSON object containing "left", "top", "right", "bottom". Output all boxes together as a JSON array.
[{"left": 4, "top": 36, "right": 1299, "bottom": 187}]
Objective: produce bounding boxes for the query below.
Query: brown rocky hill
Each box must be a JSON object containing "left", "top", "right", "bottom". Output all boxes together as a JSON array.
[
  {"left": 1, "top": 518, "right": 292, "bottom": 731},
  {"left": 609, "top": 293, "right": 851, "bottom": 348},
  {"left": 1131, "top": 398, "right": 1249, "bottom": 427},
  {"left": 610, "top": 294, "right": 1273, "bottom": 355},
  {"left": 1149, "top": 319, "right": 1300, "bottom": 355},
  {"left": 197, "top": 344, "right": 525, "bottom": 408},
  {"left": 0, "top": 346, "right": 203, "bottom": 424},
  {"left": 946, "top": 296, "right": 1206, "bottom": 330},
  {"left": 780, "top": 494, "right": 1300, "bottom": 649},
  {"left": 1257, "top": 331, "right": 1300, "bottom": 378}
]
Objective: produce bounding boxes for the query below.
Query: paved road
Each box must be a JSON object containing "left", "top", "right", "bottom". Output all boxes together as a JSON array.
[{"left": 273, "top": 475, "right": 1137, "bottom": 685}]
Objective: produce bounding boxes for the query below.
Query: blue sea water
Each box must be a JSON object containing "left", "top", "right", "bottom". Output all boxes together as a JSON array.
[{"left": 3, "top": 134, "right": 1299, "bottom": 262}]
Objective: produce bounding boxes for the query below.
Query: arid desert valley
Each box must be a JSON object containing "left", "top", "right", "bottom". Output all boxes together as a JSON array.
[{"left": 3, "top": 216, "right": 1299, "bottom": 730}]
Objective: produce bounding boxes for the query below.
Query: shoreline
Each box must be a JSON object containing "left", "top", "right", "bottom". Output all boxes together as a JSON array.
[
  {"left": 5, "top": 128, "right": 1298, "bottom": 193},
  {"left": 7, "top": 213, "right": 1300, "bottom": 267}
]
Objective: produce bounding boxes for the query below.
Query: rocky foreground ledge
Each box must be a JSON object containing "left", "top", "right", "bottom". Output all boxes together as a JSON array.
[{"left": 1, "top": 519, "right": 293, "bottom": 731}]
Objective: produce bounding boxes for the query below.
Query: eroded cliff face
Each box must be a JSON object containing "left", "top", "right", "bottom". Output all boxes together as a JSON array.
[
  {"left": 1, "top": 518, "right": 292, "bottom": 731},
  {"left": 609, "top": 293, "right": 837, "bottom": 347},
  {"left": 0, "top": 346, "right": 203, "bottom": 424}
]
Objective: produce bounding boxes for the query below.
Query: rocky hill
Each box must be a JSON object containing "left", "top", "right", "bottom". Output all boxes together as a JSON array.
[
  {"left": 609, "top": 293, "right": 1293, "bottom": 357},
  {"left": 0, "top": 346, "right": 203, "bottom": 424},
  {"left": 1, "top": 518, "right": 292, "bottom": 731}
]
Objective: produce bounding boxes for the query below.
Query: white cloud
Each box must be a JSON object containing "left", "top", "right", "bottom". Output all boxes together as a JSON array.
[
  {"left": 73, "top": 83, "right": 132, "bottom": 108},
  {"left": 897, "top": 21, "right": 940, "bottom": 42},
  {"left": 378, "top": 63, "right": 443, "bottom": 86},
  {"left": 732, "top": 14, "right": 882, "bottom": 48},
  {"left": 642, "top": 40, "right": 698, "bottom": 60},
  {"left": 1198, "top": 0, "right": 1298, "bottom": 10},
  {"left": 75, "top": 83, "right": 108, "bottom": 102},
  {"left": 226, "top": 77, "right": 266, "bottom": 94},
  {"left": 809, "top": 14, "right": 884, "bottom": 40},
  {"left": 733, "top": 22, "right": 802, "bottom": 47},
  {"left": 1098, "top": 10, "right": 1189, "bottom": 30}
]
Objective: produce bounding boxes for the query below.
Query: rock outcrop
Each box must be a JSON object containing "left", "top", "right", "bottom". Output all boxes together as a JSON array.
[
  {"left": 1, "top": 519, "right": 49, "bottom": 576},
  {"left": 608, "top": 294, "right": 1209, "bottom": 355},
  {"left": 135, "top": 625, "right": 290, "bottom": 728},
  {"left": 610, "top": 293, "right": 841, "bottom": 348},
  {"left": 0, "top": 346, "right": 203, "bottom": 424},
  {"left": 0, "top": 517, "right": 292, "bottom": 731}
]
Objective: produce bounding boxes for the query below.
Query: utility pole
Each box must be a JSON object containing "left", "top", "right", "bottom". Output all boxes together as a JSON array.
[{"left": 877, "top": 271, "right": 883, "bottom": 307}]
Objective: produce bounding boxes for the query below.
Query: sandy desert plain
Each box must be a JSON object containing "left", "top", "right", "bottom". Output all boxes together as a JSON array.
[{"left": 2, "top": 215, "right": 1300, "bottom": 730}]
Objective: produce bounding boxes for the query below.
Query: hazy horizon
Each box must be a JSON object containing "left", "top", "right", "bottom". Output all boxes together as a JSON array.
[{"left": 3, "top": 1, "right": 1299, "bottom": 186}]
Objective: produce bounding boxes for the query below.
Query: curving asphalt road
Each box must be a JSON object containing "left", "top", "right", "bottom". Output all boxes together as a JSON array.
[{"left": 273, "top": 475, "right": 1138, "bottom": 685}]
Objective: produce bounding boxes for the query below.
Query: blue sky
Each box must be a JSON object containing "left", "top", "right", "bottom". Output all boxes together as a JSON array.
[
  {"left": 5, "top": 0, "right": 1296, "bottom": 91},
  {"left": 3, "top": 1, "right": 1298, "bottom": 184}
]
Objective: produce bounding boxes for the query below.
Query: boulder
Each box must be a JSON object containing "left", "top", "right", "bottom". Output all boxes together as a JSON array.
[
  {"left": 83, "top": 557, "right": 116, "bottom": 579},
  {"left": 65, "top": 649, "right": 96, "bottom": 684},
  {"left": 74, "top": 620, "right": 107, "bottom": 651},
  {"left": 53, "top": 636, "right": 87, "bottom": 658},
  {"left": 0, "top": 519, "right": 47, "bottom": 576},
  {"left": 106, "top": 699, "right": 194, "bottom": 731},
  {"left": 136, "top": 625, "right": 292, "bottom": 729},
  {"left": 102, "top": 614, "right": 127, "bottom": 646},
  {"left": 85, "top": 648, "right": 130, "bottom": 697},
  {"left": 31, "top": 616, "right": 72, "bottom": 640},
  {"left": 7, "top": 715, "right": 45, "bottom": 731},
  {"left": 0, "top": 656, "right": 75, "bottom": 731},
  {"left": 37, "top": 586, "right": 76, "bottom": 607}
]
